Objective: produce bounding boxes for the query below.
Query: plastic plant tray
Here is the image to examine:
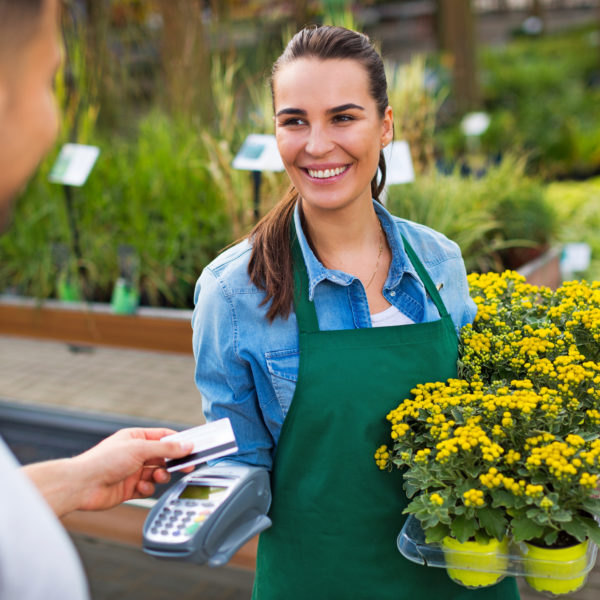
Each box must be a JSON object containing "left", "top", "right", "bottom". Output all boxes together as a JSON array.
[{"left": 397, "top": 514, "right": 598, "bottom": 580}]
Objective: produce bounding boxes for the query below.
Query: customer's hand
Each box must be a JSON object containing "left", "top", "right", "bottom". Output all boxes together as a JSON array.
[
  {"left": 24, "top": 427, "right": 193, "bottom": 517},
  {"left": 72, "top": 427, "right": 194, "bottom": 511}
]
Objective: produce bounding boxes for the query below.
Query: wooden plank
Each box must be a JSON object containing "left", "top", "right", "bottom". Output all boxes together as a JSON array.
[
  {"left": 62, "top": 504, "right": 258, "bottom": 571},
  {"left": 0, "top": 303, "right": 192, "bottom": 355}
]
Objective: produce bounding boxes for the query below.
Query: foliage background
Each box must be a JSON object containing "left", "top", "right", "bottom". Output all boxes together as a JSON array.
[{"left": 1, "top": 2, "right": 599, "bottom": 307}]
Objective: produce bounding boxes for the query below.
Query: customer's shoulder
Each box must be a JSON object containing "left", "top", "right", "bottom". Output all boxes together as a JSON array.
[{"left": 390, "top": 215, "right": 462, "bottom": 265}]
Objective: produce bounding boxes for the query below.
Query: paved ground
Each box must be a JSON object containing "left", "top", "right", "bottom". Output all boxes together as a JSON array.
[
  {"left": 72, "top": 534, "right": 253, "bottom": 600},
  {"left": 0, "top": 334, "right": 203, "bottom": 425},
  {"left": 2, "top": 333, "right": 600, "bottom": 599}
]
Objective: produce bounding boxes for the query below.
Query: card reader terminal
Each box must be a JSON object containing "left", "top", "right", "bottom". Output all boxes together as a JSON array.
[{"left": 142, "top": 464, "right": 271, "bottom": 567}]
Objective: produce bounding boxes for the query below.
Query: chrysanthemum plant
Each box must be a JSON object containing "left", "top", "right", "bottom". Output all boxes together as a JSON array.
[{"left": 376, "top": 272, "right": 600, "bottom": 547}]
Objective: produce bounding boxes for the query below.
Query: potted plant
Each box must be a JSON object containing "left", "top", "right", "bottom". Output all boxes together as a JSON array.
[{"left": 376, "top": 271, "right": 600, "bottom": 593}]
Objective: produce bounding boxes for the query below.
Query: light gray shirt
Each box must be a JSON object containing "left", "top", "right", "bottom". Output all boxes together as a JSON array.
[{"left": 0, "top": 438, "right": 89, "bottom": 599}]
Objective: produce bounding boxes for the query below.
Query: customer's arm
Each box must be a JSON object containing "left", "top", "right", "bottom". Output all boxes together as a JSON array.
[{"left": 23, "top": 428, "right": 193, "bottom": 518}]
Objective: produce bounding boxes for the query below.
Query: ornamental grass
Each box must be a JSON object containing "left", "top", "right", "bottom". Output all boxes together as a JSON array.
[{"left": 376, "top": 271, "right": 600, "bottom": 547}]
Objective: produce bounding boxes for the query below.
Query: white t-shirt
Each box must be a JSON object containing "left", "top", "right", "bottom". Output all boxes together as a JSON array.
[
  {"left": 371, "top": 305, "right": 414, "bottom": 327},
  {"left": 0, "top": 438, "right": 89, "bottom": 599}
]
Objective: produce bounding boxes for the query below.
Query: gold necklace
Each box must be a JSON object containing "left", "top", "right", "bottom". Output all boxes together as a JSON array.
[{"left": 364, "top": 223, "right": 384, "bottom": 290}]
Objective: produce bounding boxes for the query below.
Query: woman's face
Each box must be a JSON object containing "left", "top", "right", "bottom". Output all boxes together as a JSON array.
[{"left": 273, "top": 58, "right": 393, "bottom": 216}]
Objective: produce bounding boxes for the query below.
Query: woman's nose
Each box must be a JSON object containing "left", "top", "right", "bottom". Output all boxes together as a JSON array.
[{"left": 305, "top": 125, "right": 334, "bottom": 157}]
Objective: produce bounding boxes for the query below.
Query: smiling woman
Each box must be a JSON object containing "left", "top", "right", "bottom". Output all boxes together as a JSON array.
[{"left": 191, "top": 25, "right": 516, "bottom": 600}]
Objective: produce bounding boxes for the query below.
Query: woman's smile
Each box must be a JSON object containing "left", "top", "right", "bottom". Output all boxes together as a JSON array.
[{"left": 304, "top": 164, "right": 350, "bottom": 181}]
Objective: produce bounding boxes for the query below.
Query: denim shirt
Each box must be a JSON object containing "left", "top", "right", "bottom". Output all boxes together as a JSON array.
[{"left": 192, "top": 201, "right": 477, "bottom": 470}]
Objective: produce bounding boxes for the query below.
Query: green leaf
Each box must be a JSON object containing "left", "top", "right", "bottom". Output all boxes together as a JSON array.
[
  {"left": 450, "top": 407, "right": 464, "bottom": 424},
  {"left": 465, "top": 464, "right": 482, "bottom": 479},
  {"left": 551, "top": 510, "right": 573, "bottom": 523},
  {"left": 450, "top": 515, "right": 477, "bottom": 543},
  {"left": 421, "top": 514, "right": 441, "bottom": 529},
  {"left": 474, "top": 530, "right": 492, "bottom": 544},
  {"left": 491, "top": 490, "right": 516, "bottom": 509},
  {"left": 584, "top": 520, "right": 600, "bottom": 546},
  {"left": 561, "top": 517, "right": 588, "bottom": 542},
  {"left": 543, "top": 530, "right": 558, "bottom": 546},
  {"left": 425, "top": 522, "right": 450, "bottom": 543},
  {"left": 511, "top": 517, "right": 545, "bottom": 542},
  {"left": 404, "top": 498, "right": 423, "bottom": 514},
  {"left": 582, "top": 497, "right": 600, "bottom": 516},
  {"left": 477, "top": 507, "right": 507, "bottom": 540},
  {"left": 404, "top": 481, "right": 421, "bottom": 499}
]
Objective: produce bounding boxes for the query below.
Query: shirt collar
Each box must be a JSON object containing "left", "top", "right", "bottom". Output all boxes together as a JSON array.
[{"left": 293, "top": 200, "right": 419, "bottom": 301}]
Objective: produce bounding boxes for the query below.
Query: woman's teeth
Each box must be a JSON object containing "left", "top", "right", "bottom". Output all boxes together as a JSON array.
[{"left": 307, "top": 166, "right": 348, "bottom": 179}]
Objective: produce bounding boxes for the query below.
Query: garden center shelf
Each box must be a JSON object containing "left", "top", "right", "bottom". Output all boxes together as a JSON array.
[{"left": 397, "top": 515, "right": 597, "bottom": 592}]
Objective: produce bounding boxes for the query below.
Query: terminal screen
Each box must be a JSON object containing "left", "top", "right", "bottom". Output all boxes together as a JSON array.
[{"left": 180, "top": 485, "right": 226, "bottom": 501}]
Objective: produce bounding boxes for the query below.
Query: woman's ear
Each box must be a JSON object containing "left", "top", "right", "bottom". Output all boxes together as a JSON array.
[{"left": 381, "top": 105, "right": 394, "bottom": 148}]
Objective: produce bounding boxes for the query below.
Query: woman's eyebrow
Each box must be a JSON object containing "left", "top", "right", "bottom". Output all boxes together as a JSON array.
[
  {"left": 326, "top": 103, "right": 365, "bottom": 114},
  {"left": 275, "top": 103, "right": 365, "bottom": 118},
  {"left": 275, "top": 107, "right": 307, "bottom": 117}
]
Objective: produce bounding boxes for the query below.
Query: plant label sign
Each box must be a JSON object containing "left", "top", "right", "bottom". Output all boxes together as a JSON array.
[
  {"left": 49, "top": 143, "right": 100, "bottom": 186},
  {"left": 383, "top": 140, "right": 415, "bottom": 186},
  {"left": 232, "top": 134, "right": 284, "bottom": 172}
]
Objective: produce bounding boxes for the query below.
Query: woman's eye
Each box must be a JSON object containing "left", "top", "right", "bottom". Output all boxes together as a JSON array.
[
  {"left": 333, "top": 114, "right": 354, "bottom": 123},
  {"left": 280, "top": 117, "right": 306, "bottom": 127}
]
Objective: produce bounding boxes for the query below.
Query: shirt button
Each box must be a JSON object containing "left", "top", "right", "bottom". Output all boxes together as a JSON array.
[{"left": 390, "top": 291, "right": 396, "bottom": 297}]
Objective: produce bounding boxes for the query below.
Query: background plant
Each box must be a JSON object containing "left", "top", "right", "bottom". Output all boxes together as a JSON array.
[
  {"left": 1, "top": 6, "right": 595, "bottom": 307},
  {"left": 547, "top": 177, "right": 600, "bottom": 282},
  {"left": 437, "top": 25, "right": 600, "bottom": 179},
  {"left": 386, "top": 55, "right": 446, "bottom": 174},
  {"left": 385, "top": 155, "right": 556, "bottom": 273}
]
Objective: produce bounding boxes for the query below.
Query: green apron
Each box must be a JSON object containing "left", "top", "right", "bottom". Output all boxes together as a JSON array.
[{"left": 252, "top": 230, "right": 519, "bottom": 600}]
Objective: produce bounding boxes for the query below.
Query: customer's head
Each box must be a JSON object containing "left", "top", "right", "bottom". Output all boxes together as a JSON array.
[{"left": 0, "top": 0, "right": 61, "bottom": 230}]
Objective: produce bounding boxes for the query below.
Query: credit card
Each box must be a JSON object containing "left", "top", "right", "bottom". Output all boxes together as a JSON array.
[{"left": 162, "top": 418, "right": 238, "bottom": 472}]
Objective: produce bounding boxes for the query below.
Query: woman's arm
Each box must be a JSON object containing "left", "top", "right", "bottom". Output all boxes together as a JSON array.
[{"left": 192, "top": 267, "right": 275, "bottom": 470}]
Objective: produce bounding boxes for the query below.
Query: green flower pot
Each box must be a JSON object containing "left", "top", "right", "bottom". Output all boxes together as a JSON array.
[
  {"left": 524, "top": 539, "right": 589, "bottom": 595},
  {"left": 442, "top": 536, "right": 508, "bottom": 588}
]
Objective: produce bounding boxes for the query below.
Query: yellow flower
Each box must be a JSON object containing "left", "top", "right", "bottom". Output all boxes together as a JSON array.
[
  {"left": 374, "top": 445, "right": 389, "bottom": 470},
  {"left": 463, "top": 489, "right": 485, "bottom": 507},
  {"left": 580, "top": 472, "right": 598, "bottom": 489},
  {"left": 430, "top": 493, "right": 444, "bottom": 506}
]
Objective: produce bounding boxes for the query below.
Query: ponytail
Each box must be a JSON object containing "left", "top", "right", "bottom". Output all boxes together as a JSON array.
[{"left": 247, "top": 187, "right": 299, "bottom": 321}]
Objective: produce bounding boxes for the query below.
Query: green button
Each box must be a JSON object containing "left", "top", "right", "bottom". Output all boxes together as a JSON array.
[{"left": 185, "top": 523, "right": 200, "bottom": 535}]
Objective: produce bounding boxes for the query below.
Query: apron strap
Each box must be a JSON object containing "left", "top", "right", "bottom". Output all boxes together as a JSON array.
[
  {"left": 290, "top": 221, "right": 451, "bottom": 333},
  {"left": 400, "top": 235, "right": 450, "bottom": 319},
  {"left": 291, "top": 223, "right": 320, "bottom": 334}
]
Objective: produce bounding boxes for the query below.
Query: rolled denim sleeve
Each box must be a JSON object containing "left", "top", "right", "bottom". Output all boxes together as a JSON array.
[
  {"left": 192, "top": 268, "right": 274, "bottom": 470},
  {"left": 447, "top": 252, "right": 477, "bottom": 331}
]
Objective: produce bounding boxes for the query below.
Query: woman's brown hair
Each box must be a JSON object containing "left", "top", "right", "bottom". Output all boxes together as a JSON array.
[{"left": 247, "top": 25, "right": 389, "bottom": 321}]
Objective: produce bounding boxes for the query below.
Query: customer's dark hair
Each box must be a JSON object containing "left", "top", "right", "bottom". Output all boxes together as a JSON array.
[
  {"left": 248, "top": 25, "right": 389, "bottom": 321},
  {"left": 0, "top": 0, "right": 47, "bottom": 63}
]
